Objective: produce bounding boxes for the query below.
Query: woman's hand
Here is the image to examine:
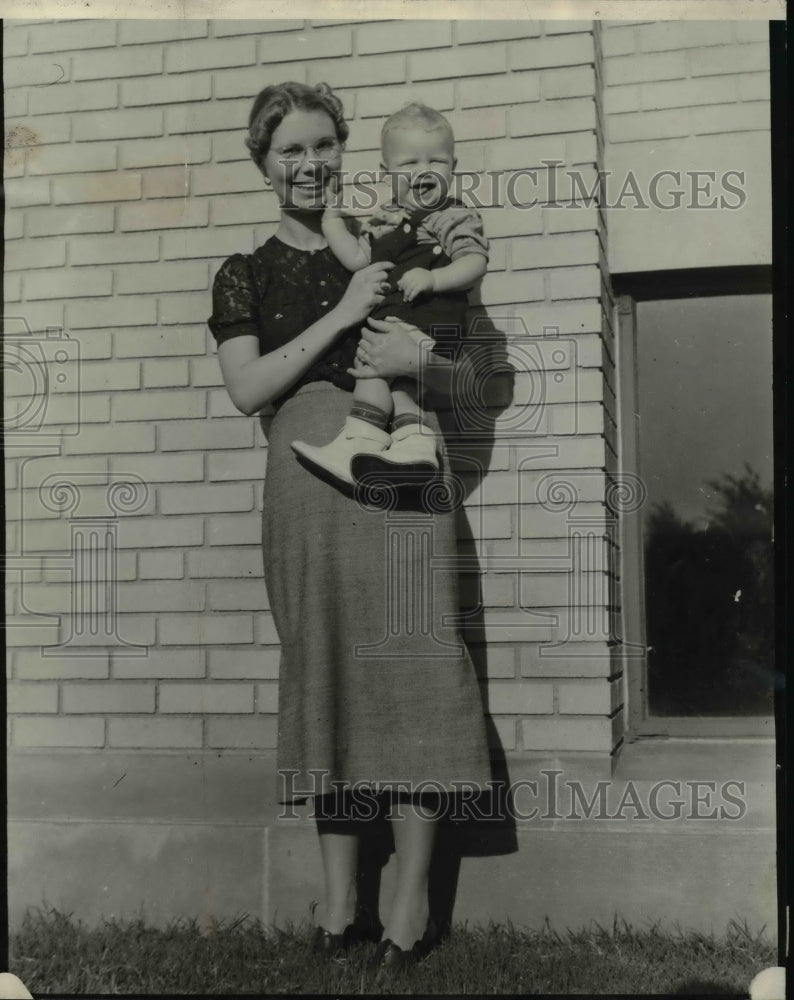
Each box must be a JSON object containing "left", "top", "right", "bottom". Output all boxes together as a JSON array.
[
  {"left": 333, "top": 261, "right": 394, "bottom": 327},
  {"left": 346, "top": 316, "right": 434, "bottom": 380}
]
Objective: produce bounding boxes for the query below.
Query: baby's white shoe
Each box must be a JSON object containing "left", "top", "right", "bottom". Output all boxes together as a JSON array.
[
  {"left": 291, "top": 415, "right": 391, "bottom": 487},
  {"left": 351, "top": 420, "right": 439, "bottom": 487}
]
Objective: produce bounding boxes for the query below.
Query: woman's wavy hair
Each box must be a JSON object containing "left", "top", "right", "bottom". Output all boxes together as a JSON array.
[{"left": 245, "top": 81, "right": 349, "bottom": 173}]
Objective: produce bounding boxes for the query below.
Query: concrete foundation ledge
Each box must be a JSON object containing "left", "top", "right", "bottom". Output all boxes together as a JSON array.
[{"left": 7, "top": 743, "right": 778, "bottom": 940}]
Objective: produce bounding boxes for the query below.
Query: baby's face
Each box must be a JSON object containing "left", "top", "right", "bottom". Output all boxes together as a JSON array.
[{"left": 382, "top": 126, "right": 455, "bottom": 211}]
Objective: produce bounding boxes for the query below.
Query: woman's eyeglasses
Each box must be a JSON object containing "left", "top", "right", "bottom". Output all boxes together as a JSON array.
[{"left": 270, "top": 138, "right": 342, "bottom": 165}]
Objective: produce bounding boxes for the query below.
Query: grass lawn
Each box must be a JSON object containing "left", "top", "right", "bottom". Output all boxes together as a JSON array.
[{"left": 9, "top": 908, "right": 774, "bottom": 996}]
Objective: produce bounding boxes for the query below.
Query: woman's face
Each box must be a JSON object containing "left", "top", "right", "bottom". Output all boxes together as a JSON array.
[{"left": 262, "top": 108, "right": 343, "bottom": 211}]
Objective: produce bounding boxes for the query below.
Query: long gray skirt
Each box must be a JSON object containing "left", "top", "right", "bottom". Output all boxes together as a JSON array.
[{"left": 261, "top": 380, "right": 492, "bottom": 799}]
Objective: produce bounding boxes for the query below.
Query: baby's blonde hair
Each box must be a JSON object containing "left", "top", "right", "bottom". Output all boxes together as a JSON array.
[{"left": 380, "top": 102, "right": 455, "bottom": 154}]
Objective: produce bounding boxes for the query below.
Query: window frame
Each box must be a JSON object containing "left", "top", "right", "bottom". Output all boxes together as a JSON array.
[{"left": 614, "top": 267, "right": 774, "bottom": 739}]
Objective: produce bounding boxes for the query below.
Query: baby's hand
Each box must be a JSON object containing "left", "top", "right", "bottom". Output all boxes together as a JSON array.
[{"left": 397, "top": 268, "right": 435, "bottom": 303}]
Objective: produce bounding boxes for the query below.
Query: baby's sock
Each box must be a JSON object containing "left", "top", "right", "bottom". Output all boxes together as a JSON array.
[
  {"left": 350, "top": 401, "right": 390, "bottom": 431},
  {"left": 391, "top": 412, "right": 432, "bottom": 432}
]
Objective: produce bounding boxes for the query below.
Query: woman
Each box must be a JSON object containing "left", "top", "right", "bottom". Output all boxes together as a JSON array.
[{"left": 208, "top": 81, "right": 492, "bottom": 973}]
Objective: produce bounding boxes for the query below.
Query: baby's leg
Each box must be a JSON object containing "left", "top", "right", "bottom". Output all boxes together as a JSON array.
[
  {"left": 351, "top": 374, "right": 393, "bottom": 431},
  {"left": 390, "top": 376, "right": 431, "bottom": 431}
]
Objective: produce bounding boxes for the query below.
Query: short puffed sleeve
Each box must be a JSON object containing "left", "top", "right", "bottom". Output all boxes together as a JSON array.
[{"left": 207, "top": 254, "right": 261, "bottom": 347}]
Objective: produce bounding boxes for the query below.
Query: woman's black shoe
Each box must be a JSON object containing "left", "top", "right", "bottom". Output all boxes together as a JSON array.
[
  {"left": 311, "top": 921, "right": 377, "bottom": 959},
  {"left": 372, "top": 919, "right": 438, "bottom": 980}
]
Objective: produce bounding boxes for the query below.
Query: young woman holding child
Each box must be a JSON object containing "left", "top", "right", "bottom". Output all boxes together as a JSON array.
[{"left": 208, "top": 80, "right": 491, "bottom": 977}]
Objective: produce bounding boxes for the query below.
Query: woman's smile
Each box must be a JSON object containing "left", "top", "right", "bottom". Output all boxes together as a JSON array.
[{"left": 263, "top": 109, "right": 343, "bottom": 211}]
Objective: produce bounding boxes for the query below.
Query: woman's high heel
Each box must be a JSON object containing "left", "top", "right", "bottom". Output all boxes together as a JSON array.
[{"left": 371, "top": 918, "right": 439, "bottom": 980}]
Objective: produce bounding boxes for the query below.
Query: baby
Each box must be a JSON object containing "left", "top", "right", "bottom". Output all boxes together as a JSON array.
[{"left": 290, "top": 102, "right": 489, "bottom": 489}]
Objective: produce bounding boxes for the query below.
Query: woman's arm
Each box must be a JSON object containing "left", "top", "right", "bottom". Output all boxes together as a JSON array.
[
  {"left": 218, "top": 261, "right": 394, "bottom": 415},
  {"left": 349, "top": 316, "right": 476, "bottom": 405}
]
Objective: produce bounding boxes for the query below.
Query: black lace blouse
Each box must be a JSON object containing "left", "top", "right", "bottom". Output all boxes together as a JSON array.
[{"left": 207, "top": 236, "right": 362, "bottom": 409}]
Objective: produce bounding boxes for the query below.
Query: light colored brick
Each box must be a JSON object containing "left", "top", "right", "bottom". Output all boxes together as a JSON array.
[
  {"left": 640, "top": 75, "right": 739, "bottom": 111},
  {"left": 7, "top": 682, "right": 58, "bottom": 713},
  {"left": 74, "top": 108, "right": 164, "bottom": 142},
  {"left": 142, "top": 359, "right": 191, "bottom": 389},
  {"left": 690, "top": 101, "right": 770, "bottom": 135},
  {"left": 601, "top": 24, "right": 636, "bottom": 57},
  {"left": 486, "top": 681, "right": 554, "bottom": 715},
  {"left": 213, "top": 63, "right": 307, "bottom": 101},
  {"left": 255, "top": 614, "right": 281, "bottom": 646},
  {"left": 61, "top": 682, "right": 154, "bottom": 714},
  {"left": 308, "top": 53, "right": 405, "bottom": 89},
  {"left": 4, "top": 89, "right": 27, "bottom": 118},
  {"left": 167, "top": 35, "right": 257, "bottom": 71},
  {"left": 113, "top": 390, "right": 205, "bottom": 422},
  {"left": 26, "top": 143, "right": 118, "bottom": 178},
  {"left": 29, "top": 19, "right": 117, "bottom": 53},
  {"left": 137, "top": 550, "right": 186, "bottom": 581},
  {"left": 121, "top": 74, "right": 212, "bottom": 108},
  {"left": 74, "top": 47, "right": 163, "bottom": 81},
  {"left": 113, "top": 516, "right": 204, "bottom": 550},
  {"left": 207, "top": 516, "right": 262, "bottom": 547},
  {"left": 3, "top": 25, "right": 29, "bottom": 58},
  {"left": 206, "top": 716, "right": 277, "bottom": 749},
  {"left": 27, "top": 204, "right": 115, "bottom": 238},
  {"left": 259, "top": 25, "right": 352, "bottom": 61},
  {"left": 26, "top": 268, "right": 113, "bottom": 302},
  {"left": 255, "top": 682, "right": 279, "bottom": 714},
  {"left": 520, "top": 714, "right": 620, "bottom": 752},
  {"left": 109, "top": 453, "right": 203, "bottom": 484},
  {"left": 488, "top": 134, "right": 566, "bottom": 171},
  {"left": 4, "top": 54, "right": 72, "bottom": 88},
  {"left": 207, "top": 451, "right": 263, "bottom": 481},
  {"left": 161, "top": 229, "right": 254, "bottom": 265},
  {"left": 112, "top": 582, "right": 205, "bottom": 613},
  {"left": 67, "top": 298, "right": 157, "bottom": 330},
  {"left": 357, "top": 19, "right": 450, "bottom": 54},
  {"left": 121, "top": 134, "right": 212, "bottom": 169},
  {"left": 739, "top": 73, "right": 771, "bottom": 101},
  {"left": 120, "top": 20, "right": 208, "bottom": 45},
  {"left": 63, "top": 423, "right": 155, "bottom": 455},
  {"left": 113, "top": 648, "right": 202, "bottom": 679},
  {"left": 512, "top": 232, "right": 598, "bottom": 270},
  {"left": 159, "top": 682, "right": 253, "bottom": 713},
  {"left": 214, "top": 19, "right": 304, "bottom": 36},
  {"left": 160, "top": 483, "right": 254, "bottom": 516},
  {"left": 165, "top": 99, "right": 251, "bottom": 136},
  {"left": 4, "top": 178, "right": 50, "bottom": 209},
  {"left": 118, "top": 199, "right": 208, "bottom": 232},
  {"left": 141, "top": 166, "right": 187, "bottom": 200},
  {"left": 520, "top": 640, "right": 615, "bottom": 678},
  {"left": 30, "top": 80, "right": 118, "bottom": 117},
  {"left": 189, "top": 547, "right": 262, "bottom": 580},
  {"left": 479, "top": 270, "right": 544, "bottom": 305},
  {"left": 209, "top": 648, "right": 280, "bottom": 680},
  {"left": 207, "top": 579, "right": 268, "bottom": 612},
  {"left": 108, "top": 717, "right": 203, "bottom": 748},
  {"left": 458, "top": 21, "right": 540, "bottom": 43},
  {"left": 112, "top": 327, "right": 204, "bottom": 361},
  {"left": 4, "top": 214, "right": 23, "bottom": 240},
  {"left": 510, "top": 34, "right": 593, "bottom": 71},
  {"left": 735, "top": 21, "right": 771, "bottom": 43},
  {"left": 210, "top": 192, "right": 279, "bottom": 228},
  {"left": 472, "top": 645, "right": 516, "bottom": 679},
  {"left": 191, "top": 161, "right": 265, "bottom": 198},
  {"left": 79, "top": 360, "right": 140, "bottom": 392},
  {"left": 159, "top": 417, "right": 255, "bottom": 451},
  {"left": 115, "top": 261, "right": 208, "bottom": 296},
  {"left": 13, "top": 716, "right": 105, "bottom": 748},
  {"left": 542, "top": 65, "right": 596, "bottom": 99},
  {"left": 603, "top": 84, "right": 641, "bottom": 115},
  {"left": 5, "top": 239, "right": 66, "bottom": 272},
  {"left": 159, "top": 292, "right": 220, "bottom": 326},
  {"left": 510, "top": 97, "right": 596, "bottom": 137},
  {"left": 608, "top": 107, "right": 691, "bottom": 143},
  {"left": 411, "top": 43, "right": 504, "bottom": 82},
  {"left": 544, "top": 203, "right": 599, "bottom": 234},
  {"left": 558, "top": 679, "right": 620, "bottom": 714},
  {"left": 13, "top": 650, "right": 110, "bottom": 681},
  {"left": 5, "top": 301, "right": 64, "bottom": 335},
  {"left": 4, "top": 274, "right": 21, "bottom": 301},
  {"left": 159, "top": 614, "right": 253, "bottom": 646},
  {"left": 69, "top": 233, "right": 159, "bottom": 266},
  {"left": 637, "top": 20, "right": 732, "bottom": 52},
  {"left": 605, "top": 50, "right": 688, "bottom": 86},
  {"left": 357, "top": 81, "right": 454, "bottom": 118},
  {"left": 53, "top": 172, "right": 141, "bottom": 206}
]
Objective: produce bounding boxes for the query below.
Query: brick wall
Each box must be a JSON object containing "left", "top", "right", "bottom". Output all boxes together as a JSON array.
[
  {"left": 4, "top": 19, "right": 618, "bottom": 762},
  {"left": 602, "top": 19, "right": 771, "bottom": 272}
]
